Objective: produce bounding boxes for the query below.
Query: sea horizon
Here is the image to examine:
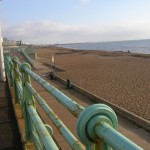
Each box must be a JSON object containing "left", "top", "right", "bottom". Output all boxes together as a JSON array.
[{"left": 58, "top": 39, "right": 150, "bottom": 54}]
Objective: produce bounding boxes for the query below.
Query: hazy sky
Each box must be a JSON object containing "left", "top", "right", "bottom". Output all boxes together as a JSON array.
[{"left": 1, "top": 0, "right": 150, "bottom": 44}]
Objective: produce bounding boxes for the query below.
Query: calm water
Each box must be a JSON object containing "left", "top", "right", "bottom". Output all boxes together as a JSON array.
[{"left": 59, "top": 39, "right": 150, "bottom": 54}]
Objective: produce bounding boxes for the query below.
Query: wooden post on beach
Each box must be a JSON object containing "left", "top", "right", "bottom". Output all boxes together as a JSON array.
[
  {"left": 34, "top": 52, "right": 37, "bottom": 59},
  {"left": 0, "top": 26, "right": 6, "bottom": 81},
  {"left": 52, "top": 53, "right": 55, "bottom": 68},
  {"left": 50, "top": 53, "right": 55, "bottom": 80}
]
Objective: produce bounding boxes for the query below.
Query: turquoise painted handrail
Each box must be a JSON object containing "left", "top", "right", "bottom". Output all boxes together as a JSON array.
[
  {"left": 27, "top": 105, "right": 59, "bottom": 150},
  {"left": 21, "top": 49, "right": 35, "bottom": 67},
  {"left": 22, "top": 64, "right": 85, "bottom": 117},
  {"left": 5, "top": 57, "right": 59, "bottom": 150},
  {"left": 8, "top": 57, "right": 84, "bottom": 150},
  {"left": 4, "top": 56, "right": 143, "bottom": 150},
  {"left": 25, "top": 82, "right": 84, "bottom": 150}
]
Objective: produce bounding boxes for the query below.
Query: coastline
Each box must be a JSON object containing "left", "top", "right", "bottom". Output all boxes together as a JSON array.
[{"left": 57, "top": 39, "right": 150, "bottom": 54}]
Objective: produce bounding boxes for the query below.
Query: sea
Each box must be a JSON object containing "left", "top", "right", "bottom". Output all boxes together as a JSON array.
[{"left": 58, "top": 39, "right": 150, "bottom": 54}]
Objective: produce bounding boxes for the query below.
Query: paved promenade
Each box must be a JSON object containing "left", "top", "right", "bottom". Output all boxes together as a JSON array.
[{"left": 0, "top": 81, "right": 23, "bottom": 150}]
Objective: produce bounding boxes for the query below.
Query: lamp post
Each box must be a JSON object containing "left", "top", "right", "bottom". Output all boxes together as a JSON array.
[{"left": 0, "top": 26, "right": 6, "bottom": 81}]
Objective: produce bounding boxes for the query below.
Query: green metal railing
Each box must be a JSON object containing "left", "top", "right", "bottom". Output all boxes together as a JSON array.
[
  {"left": 21, "top": 49, "right": 35, "bottom": 67},
  {"left": 4, "top": 56, "right": 143, "bottom": 150}
]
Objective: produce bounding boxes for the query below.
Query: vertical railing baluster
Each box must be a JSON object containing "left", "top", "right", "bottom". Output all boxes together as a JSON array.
[
  {"left": 9, "top": 59, "right": 14, "bottom": 87},
  {"left": 12, "top": 57, "right": 20, "bottom": 103},
  {"left": 20, "top": 63, "right": 35, "bottom": 141},
  {"left": 4, "top": 56, "right": 9, "bottom": 78}
]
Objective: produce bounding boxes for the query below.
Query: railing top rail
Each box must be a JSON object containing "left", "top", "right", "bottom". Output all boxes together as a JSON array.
[
  {"left": 25, "top": 82, "right": 84, "bottom": 150},
  {"left": 13, "top": 57, "right": 21, "bottom": 65},
  {"left": 12, "top": 58, "right": 22, "bottom": 79},
  {"left": 21, "top": 63, "right": 85, "bottom": 117}
]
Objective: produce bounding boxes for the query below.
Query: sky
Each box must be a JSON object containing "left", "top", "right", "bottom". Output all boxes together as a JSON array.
[{"left": 0, "top": 0, "right": 150, "bottom": 44}]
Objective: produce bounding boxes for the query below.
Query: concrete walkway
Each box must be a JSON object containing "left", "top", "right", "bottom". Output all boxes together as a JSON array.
[{"left": 0, "top": 81, "right": 23, "bottom": 150}]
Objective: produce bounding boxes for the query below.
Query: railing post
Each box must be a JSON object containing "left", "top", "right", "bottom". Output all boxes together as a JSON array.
[
  {"left": 4, "top": 56, "right": 9, "bottom": 78},
  {"left": 9, "top": 58, "right": 14, "bottom": 88},
  {"left": 12, "top": 57, "right": 21, "bottom": 103},
  {"left": 76, "top": 104, "right": 118, "bottom": 150},
  {"left": 20, "top": 62, "right": 35, "bottom": 141}
]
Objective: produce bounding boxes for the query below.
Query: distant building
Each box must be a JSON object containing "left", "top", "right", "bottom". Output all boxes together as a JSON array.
[
  {"left": 16, "top": 41, "right": 22, "bottom": 46},
  {"left": 9, "top": 40, "right": 16, "bottom": 46},
  {"left": 3, "top": 38, "right": 9, "bottom": 46},
  {"left": 2, "top": 38, "right": 22, "bottom": 46}
]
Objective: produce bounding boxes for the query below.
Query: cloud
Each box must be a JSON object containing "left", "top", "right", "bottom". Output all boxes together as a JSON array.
[
  {"left": 1, "top": 20, "right": 150, "bottom": 44},
  {"left": 2, "top": 21, "right": 89, "bottom": 44}
]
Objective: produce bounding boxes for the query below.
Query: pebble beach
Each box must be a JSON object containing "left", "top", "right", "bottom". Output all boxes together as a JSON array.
[{"left": 35, "top": 46, "right": 150, "bottom": 121}]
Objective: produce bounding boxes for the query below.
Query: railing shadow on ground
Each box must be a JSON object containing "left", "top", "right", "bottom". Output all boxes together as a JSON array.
[{"left": 4, "top": 55, "right": 143, "bottom": 150}]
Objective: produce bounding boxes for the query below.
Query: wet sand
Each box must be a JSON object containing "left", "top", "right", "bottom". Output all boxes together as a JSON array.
[{"left": 35, "top": 46, "right": 150, "bottom": 121}]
